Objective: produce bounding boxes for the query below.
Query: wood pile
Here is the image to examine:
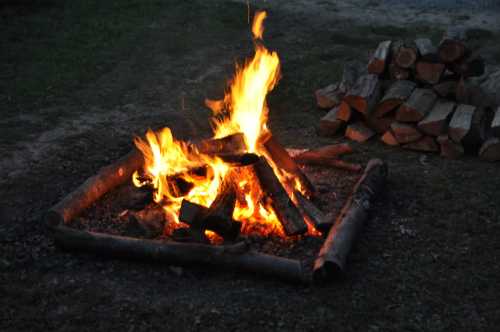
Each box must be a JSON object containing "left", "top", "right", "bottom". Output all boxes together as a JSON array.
[{"left": 315, "top": 27, "right": 500, "bottom": 161}]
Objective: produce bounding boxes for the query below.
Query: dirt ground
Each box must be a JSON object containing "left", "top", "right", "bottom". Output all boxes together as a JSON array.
[{"left": 1, "top": 1, "right": 500, "bottom": 331}]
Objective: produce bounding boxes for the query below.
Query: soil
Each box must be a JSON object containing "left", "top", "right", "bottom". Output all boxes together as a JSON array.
[{"left": 1, "top": 1, "right": 500, "bottom": 331}]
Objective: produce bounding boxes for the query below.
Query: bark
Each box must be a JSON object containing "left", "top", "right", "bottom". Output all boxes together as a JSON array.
[
  {"left": 45, "top": 149, "right": 144, "bottom": 228},
  {"left": 344, "top": 74, "right": 382, "bottom": 115},
  {"left": 418, "top": 100, "right": 456, "bottom": 136},
  {"left": 51, "top": 224, "right": 307, "bottom": 283},
  {"left": 374, "top": 80, "right": 416, "bottom": 118},
  {"left": 396, "top": 88, "right": 438, "bottom": 122},
  {"left": 313, "top": 159, "right": 388, "bottom": 282},
  {"left": 368, "top": 40, "right": 392, "bottom": 75}
]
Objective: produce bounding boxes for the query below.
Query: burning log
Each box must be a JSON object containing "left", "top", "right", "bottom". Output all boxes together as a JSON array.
[
  {"left": 293, "top": 191, "right": 331, "bottom": 233},
  {"left": 195, "top": 133, "right": 246, "bottom": 155},
  {"left": 344, "top": 74, "right": 382, "bottom": 115},
  {"left": 439, "top": 27, "right": 466, "bottom": 63},
  {"left": 261, "top": 135, "right": 315, "bottom": 198},
  {"left": 417, "top": 100, "right": 456, "bottom": 136},
  {"left": 367, "top": 40, "right": 392, "bottom": 75},
  {"left": 374, "top": 80, "right": 416, "bottom": 118},
  {"left": 50, "top": 224, "right": 307, "bottom": 283},
  {"left": 45, "top": 149, "right": 144, "bottom": 226},
  {"left": 396, "top": 88, "right": 438, "bottom": 123},
  {"left": 313, "top": 159, "right": 388, "bottom": 282},
  {"left": 253, "top": 156, "right": 308, "bottom": 236}
]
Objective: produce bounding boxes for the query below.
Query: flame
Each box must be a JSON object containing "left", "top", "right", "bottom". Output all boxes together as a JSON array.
[{"left": 133, "top": 11, "right": 316, "bottom": 239}]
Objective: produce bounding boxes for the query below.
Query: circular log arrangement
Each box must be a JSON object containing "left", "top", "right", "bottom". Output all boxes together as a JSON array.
[{"left": 315, "top": 27, "right": 500, "bottom": 162}]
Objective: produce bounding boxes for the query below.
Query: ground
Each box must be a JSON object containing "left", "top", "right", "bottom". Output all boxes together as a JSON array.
[{"left": 1, "top": 0, "right": 500, "bottom": 331}]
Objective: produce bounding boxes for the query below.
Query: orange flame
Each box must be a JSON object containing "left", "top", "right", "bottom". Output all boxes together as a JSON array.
[{"left": 133, "top": 11, "right": 315, "bottom": 239}]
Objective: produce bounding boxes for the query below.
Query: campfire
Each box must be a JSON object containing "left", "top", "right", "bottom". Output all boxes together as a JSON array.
[{"left": 45, "top": 11, "right": 388, "bottom": 283}]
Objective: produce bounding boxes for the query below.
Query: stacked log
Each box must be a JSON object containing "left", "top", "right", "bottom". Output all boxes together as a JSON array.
[{"left": 314, "top": 28, "right": 498, "bottom": 161}]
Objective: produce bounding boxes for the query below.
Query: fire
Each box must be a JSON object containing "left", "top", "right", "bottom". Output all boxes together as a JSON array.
[{"left": 133, "top": 11, "right": 315, "bottom": 239}]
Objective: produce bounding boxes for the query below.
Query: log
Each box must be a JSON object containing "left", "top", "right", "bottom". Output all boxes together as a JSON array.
[
  {"left": 374, "top": 80, "right": 416, "bottom": 118},
  {"left": 179, "top": 199, "right": 208, "bottom": 224},
  {"left": 261, "top": 135, "right": 315, "bottom": 198},
  {"left": 448, "top": 104, "right": 476, "bottom": 143},
  {"left": 439, "top": 27, "right": 466, "bottom": 63},
  {"left": 402, "top": 136, "right": 439, "bottom": 153},
  {"left": 195, "top": 133, "right": 246, "bottom": 155},
  {"left": 418, "top": 100, "right": 456, "bottom": 136},
  {"left": 45, "top": 149, "right": 144, "bottom": 227},
  {"left": 339, "top": 62, "right": 361, "bottom": 93},
  {"left": 391, "top": 122, "right": 423, "bottom": 144},
  {"left": 315, "top": 83, "right": 342, "bottom": 109},
  {"left": 396, "top": 88, "right": 438, "bottom": 122},
  {"left": 456, "top": 77, "right": 496, "bottom": 109},
  {"left": 128, "top": 205, "right": 166, "bottom": 238},
  {"left": 364, "top": 115, "right": 395, "bottom": 134},
  {"left": 313, "top": 159, "right": 388, "bottom": 281},
  {"left": 216, "top": 153, "right": 260, "bottom": 167},
  {"left": 415, "top": 38, "right": 437, "bottom": 60},
  {"left": 336, "top": 101, "right": 352, "bottom": 122},
  {"left": 490, "top": 107, "right": 500, "bottom": 137},
  {"left": 293, "top": 191, "right": 331, "bottom": 233},
  {"left": 479, "top": 138, "right": 500, "bottom": 161},
  {"left": 381, "top": 130, "right": 399, "bottom": 146},
  {"left": 389, "top": 63, "right": 410, "bottom": 80},
  {"left": 433, "top": 80, "right": 457, "bottom": 98},
  {"left": 292, "top": 143, "right": 353, "bottom": 162},
  {"left": 50, "top": 224, "right": 307, "bottom": 283},
  {"left": 344, "top": 74, "right": 382, "bottom": 115},
  {"left": 294, "top": 157, "right": 362, "bottom": 172},
  {"left": 345, "top": 122, "right": 375, "bottom": 143},
  {"left": 318, "top": 106, "right": 345, "bottom": 137},
  {"left": 451, "top": 53, "right": 485, "bottom": 78},
  {"left": 253, "top": 157, "right": 308, "bottom": 236},
  {"left": 394, "top": 42, "right": 418, "bottom": 69},
  {"left": 415, "top": 61, "right": 445, "bottom": 84},
  {"left": 437, "top": 135, "right": 464, "bottom": 159},
  {"left": 367, "top": 40, "right": 392, "bottom": 75}
]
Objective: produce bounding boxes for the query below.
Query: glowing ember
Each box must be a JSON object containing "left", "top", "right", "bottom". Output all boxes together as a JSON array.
[{"left": 133, "top": 11, "right": 317, "bottom": 239}]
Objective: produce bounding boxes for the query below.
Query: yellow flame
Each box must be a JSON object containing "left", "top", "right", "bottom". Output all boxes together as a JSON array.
[{"left": 252, "top": 11, "right": 267, "bottom": 40}]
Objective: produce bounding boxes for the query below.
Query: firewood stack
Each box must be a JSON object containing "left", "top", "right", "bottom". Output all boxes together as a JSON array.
[{"left": 315, "top": 27, "right": 500, "bottom": 161}]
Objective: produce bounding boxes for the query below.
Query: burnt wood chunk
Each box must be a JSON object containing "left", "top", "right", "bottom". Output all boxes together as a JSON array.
[
  {"left": 294, "top": 191, "right": 331, "bottom": 233},
  {"left": 403, "top": 136, "right": 439, "bottom": 153},
  {"left": 437, "top": 135, "right": 464, "bottom": 159},
  {"left": 261, "top": 135, "right": 315, "bottom": 198},
  {"left": 490, "top": 107, "right": 500, "bottom": 137},
  {"left": 345, "top": 122, "right": 375, "bottom": 143},
  {"left": 389, "top": 63, "right": 410, "bottom": 80},
  {"left": 179, "top": 200, "right": 208, "bottom": 225},
  {"left": 368, "top": 40, "right": 392, "bottom": 75},
  {"left": 344, "top": 74, "right": 382, "bottom": 115},
  {"left": 391, "top": 122, "right": 423, "bottom": 144},
  {"left": 315, "top": 84, "right": 342, "bottom": 109},
  {"left": 319, "top": 106, "right": 345, "bottom": 137},
  {"left": 439, "top": 27, "right": 466, "bottom": 63},
  {"left": 313, "top": 159, "right": 388, "bottom": 281},
  {"left": 479, "top": 138, "right": 500, "bottom": 161},
  {"left": 415, "top": 38, "right": 437, "bottom": 60},
  {"left": 396, "top": 88, "right": 438, "bottom": 122},
  {"left": 415, "top": 61, "right": 445, "bottom": 84},
  {"left": 381, "top": 130, "right": 399, "bottom": 146},
  {"left": 433, "top": 80, "right": 458, "bottom": 98},
  {"left": 418, "top": 100, "right": 456, "bottom": 136},
  {"left": 448, "top": 104, "right": 476, "bottom": 143},
  {"left": 375, "top": 80, "right": 416, "bottom": 118},
  {"left": 254, "top": 157, "right": 308, "bottom": 236}
]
